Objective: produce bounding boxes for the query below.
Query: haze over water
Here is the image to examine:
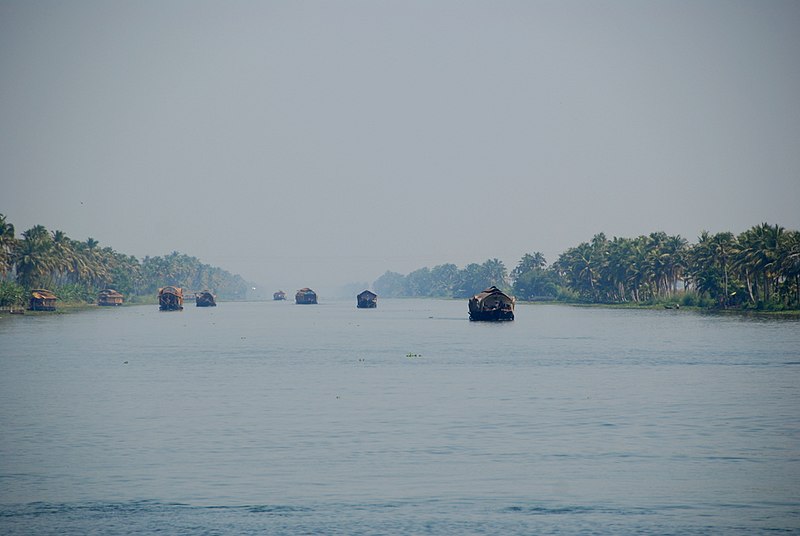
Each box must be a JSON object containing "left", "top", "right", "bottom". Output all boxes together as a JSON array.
[
  {"left": 3, "top": 1, "right": 799, "bottom": 291},
  {"left": 1, "top": 300, "right": 799, "bottom": 534}
]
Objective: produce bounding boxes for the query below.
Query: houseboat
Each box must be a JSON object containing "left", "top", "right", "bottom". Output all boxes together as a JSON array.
[
  {"left": 273, "top": 290, "right": 286, "bottom": 301},
  {"left": 195, "top": 290, "right": 217, "bottom": 307},
  {"left": 97, "top": 288, "right": 124, "bottom": 306},
  {"left": 29, "top": 289, "right": 57, "bottom": 311},
  {"left": 468, "top": 286, "right": 515, "bottom": 321},
  {"left": 295, "top": 288, "right": 318, "bottom": 304},
  {"left": 357, "top": 290, "right": 377, "bottom": 308},
  {"left": 158, "top": 286, "right": 184, "bottom": 311}
]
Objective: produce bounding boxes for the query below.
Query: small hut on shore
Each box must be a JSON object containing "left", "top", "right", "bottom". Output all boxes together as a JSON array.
[
  {"left": 468, "top": 286, "right": 515, "bottom": 321},
  {"left": 295, "top": 288, "right": 317, "bottom": 304},
  {"left": 273, "top": 290, "right": 286, "bottom": 301},
  {"left": 29, "top": 289, "right": 57, "bottom": 311},
  {"left": 158, "top": 286, "right": 184, "bottom": 311},
  {"left": 97, "top": 288, "right": 124, "bottom": 306},
  {"left": 357, "top": 290, "right": 377, "bottom": 309},
  {"left": 195, "top": 290, "right": 217, "bottom": 307}
]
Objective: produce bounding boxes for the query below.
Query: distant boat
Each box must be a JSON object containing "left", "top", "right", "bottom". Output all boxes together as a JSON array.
[
  {"left": 295, "top": 288, "right": 318, "bottom": 304},
  {"left": 468, "top": 286, "right": 515, "bottom": 321},
  {"left": 195, "top": 290, "right": 217, "bottom": 307},
  {"left": 97, "top": 288, "right": 124, "bottom": 306},
  {"left": 29, "top": 289, "right": 57, "bottom": 311},
  {"left": 158, "top": 286, "right": 184, "bottom": 311},
  {"left": 273, "top": 290, "right": 286, "bottom": 301},
  {"left": 357, "top": 290, "right": 377, "bottom": 309}
]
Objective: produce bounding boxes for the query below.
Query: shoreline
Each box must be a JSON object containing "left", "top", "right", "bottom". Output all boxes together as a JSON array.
[
  {"left": 0, "top": 299, "right": 154, "bottom": 316},
  {"left": 515, "top": 299, "right": 800, "bottom": 317},
  {"left": 3, "top": 298, "right": 798, "bottom": 318}
]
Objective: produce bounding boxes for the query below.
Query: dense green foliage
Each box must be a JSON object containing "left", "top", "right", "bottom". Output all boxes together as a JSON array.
[
  {"left": 3, "top": 213, "right": 796, "bottom": 311},
  {"left": 0, "top": 281, "right": 25, "bottom": 307},
  {"left": 372, "top": 223, "right": 800, "bottom": 311},
  {"left": 0, "top": 214, "right": 251, "bottom": 306},
  {"left": 374, "top": 258, "right": 509, "bottom": 299},
  {"left": 552, "top": 224, "right": 800, "bottom": 310}
]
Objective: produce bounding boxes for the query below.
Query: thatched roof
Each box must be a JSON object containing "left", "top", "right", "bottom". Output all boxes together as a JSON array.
[
  {"left": 470, "top": 286, "right": 515, "bottom": 311},
  {"left": 98, "top": 289, "right": 123, "bottom": 298},
  {"left": 472, "top": 286, "right": 511, "bottom": 301},
  {"left": 159, "top": 286, "right": 183, "bottom": 296},
  {"left": 358, "top": 290, "right": 377, "bottom": 299},
  {"left": 31, "top": 289, "right": 57, "bottom": 300}
]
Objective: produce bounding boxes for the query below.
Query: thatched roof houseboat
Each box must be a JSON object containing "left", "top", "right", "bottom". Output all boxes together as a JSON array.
[
  {"left": 468, "top": 286, "right": 515, "bottom": 321},
  {"left": 295, "top": 288, "right": 317, "bottom": 304},
  {"left": 273, "top": 290, "right": 286, "bottom": 301},
  {"left": 158, "top": 286, "right": 184, "bottom": 311},
  {"left": 357, "top": 290, "right": 377, "bottom": 309},
  {"left": 97, "top": 289, "right": 124, "bottom": 306},
  {"left": 195, "top": 290, "right": 217, "bottom": 307},
  {"left": 29, "top": 289, "right": 57, "bottom": 311}
]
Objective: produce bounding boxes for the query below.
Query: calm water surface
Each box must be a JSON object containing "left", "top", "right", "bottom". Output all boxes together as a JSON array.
[{"left": 1, "top": 299, "right": 799, "bottom": 534}]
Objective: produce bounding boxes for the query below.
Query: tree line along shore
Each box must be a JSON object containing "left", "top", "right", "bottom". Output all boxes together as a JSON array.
[
  {"left": 374, "top": 223, "right": 799, "bottom": 312},
  {"left": 2, "top": 214, "right": 798, "bottom": 312},
  {"left": 0, "top": 214, "right": 250, "bottom": 308}
]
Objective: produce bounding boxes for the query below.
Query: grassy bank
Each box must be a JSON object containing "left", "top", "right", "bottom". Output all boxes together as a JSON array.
[{"left": 516, "top": 297, "right": 800, "bottom": 316}]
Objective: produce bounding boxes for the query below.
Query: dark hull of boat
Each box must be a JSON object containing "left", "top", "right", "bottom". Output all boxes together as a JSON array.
[
  {"left": 196, "top": 294, "right": 216, "bottom": 307},
  {"left": 159, "top": 296, "right": 183, "bottom": 311},
  {"left": 469, "top": 310, "right": 514, "bottom": 321}
]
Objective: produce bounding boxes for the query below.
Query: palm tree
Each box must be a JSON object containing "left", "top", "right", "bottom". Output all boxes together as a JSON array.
[
  {"left": 0, "top": 214, "right": 16, "bottom": 277},
  {"left": 50, "top": 230, "right": 76, "bottom": 285},
  {"left": 623, "top": 236, "right": 650, "bottom": 303},
  {"left": 688, "top": 231, "right": 739, "bottom": 307},
  {"left": 107, "top": 253, "right": 143, "bottom": 296},
  {"left": 709, "top": 232, "right": 735, "bottom": 307},
  {"left": 454, "top": 263, "right": 488, "bottom": 298},
  {"left": 482, "top": 258, "right": 508, "bottom": 289},
  {"left": 761, "top": 223, "right": 785, "bottom": 302},
  {"left": 780, "top": 230, "right": 800, "bottom": 307},
  {"left": 14, "top": 225, "right": 56, "bottom": 289},
  {"left": 735, "top": 223, "right": 785, "bottom": 305},
  {"left": 606, "top": 237, "right": 635, "bottom": 302},
  {"left": 665, "top": 235, "right": 688, "bottom": 295},
  {"left": 429, "top": 263, "right": 459, "bottom": 297},
  {"left": 556, "top": 242, "right": 598, "bottom": 301},
  {"left": 644, "top": 232, "right": 670, "bottom": 298},
  {"left": 511, "top": 252, "right": 547, "bottom": 283}
]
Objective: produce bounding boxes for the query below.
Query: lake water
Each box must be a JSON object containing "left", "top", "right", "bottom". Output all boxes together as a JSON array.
[{"left": 1, "top": 299, "right": 799, "bottom": 534}]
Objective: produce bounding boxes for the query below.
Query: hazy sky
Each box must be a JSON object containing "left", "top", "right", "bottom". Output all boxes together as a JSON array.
[{"left": 2, "top": 1, "right": 799, "bottom": 294}]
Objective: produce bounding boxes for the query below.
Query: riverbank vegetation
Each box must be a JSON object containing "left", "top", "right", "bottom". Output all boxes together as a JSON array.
[
  {"left": 374, "top": 223, "right": 800, "bottom": 312},
  {"left": 0, "top": 214, "right": 251, "bottom": 307},
  {"left": 3, "top": 214, "right": 797, "bottom": 312}
]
